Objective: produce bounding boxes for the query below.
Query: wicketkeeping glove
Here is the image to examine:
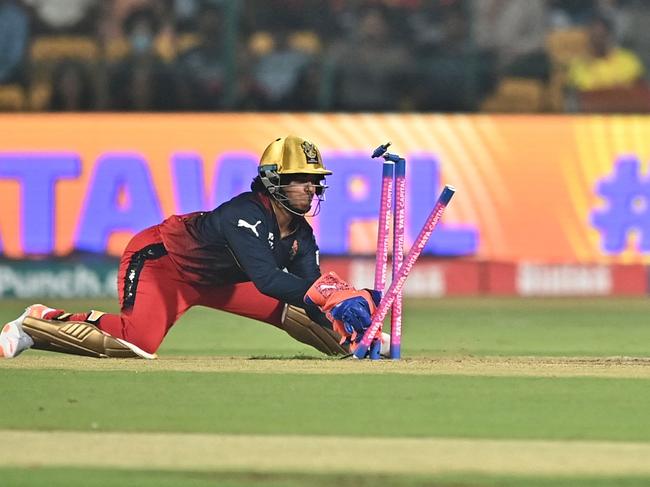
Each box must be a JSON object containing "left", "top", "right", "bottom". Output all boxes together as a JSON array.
[
  {"left": 304, "top": 272, "right": 381, "bottom": 345},
  {"left": 330, "top": 294, "right": 381, "bottom": 336}
]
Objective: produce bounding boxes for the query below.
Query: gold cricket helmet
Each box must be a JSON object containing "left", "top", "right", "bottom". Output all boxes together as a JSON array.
[{"left": 259, "top": 135, "right": 332, "bottom": 176}]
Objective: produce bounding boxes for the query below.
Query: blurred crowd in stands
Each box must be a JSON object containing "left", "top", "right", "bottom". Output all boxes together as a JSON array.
[{"left": 1, "top": 0, "right": 650, "bottom": 113}]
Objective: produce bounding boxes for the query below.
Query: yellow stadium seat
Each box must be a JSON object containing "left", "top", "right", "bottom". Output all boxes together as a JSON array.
[
  {"left": 0, "top": 85, "right": 26, "bottom": 111},
  {"left": 249, "top": 31, "right": 275, "bottom": 56},
  {"left": 28, "top": 83, "right": 52, "bottom": 111},
  {"left": 155, "top": 33, "right": 176, "bottom": 62},
  {"left": 481, "top": 77, "right": 546, "bottom": 112},
  {"left": 545, "top": 28, "right": 589, "bottom": 66},
  {"left": 288, "top": 31, "right": 321, "bottom": 54},
  {"left": 105, "top": 38, "right": 129, "bottom": 62},
  {"left": 30, "top": 36, "right": 99, "bottom": 62},
  {"left": 176, "top": 33, "right": 200, "bottom": 54},
  {"left": 106, "top": 34, "right": 193, "bottom": 62}
]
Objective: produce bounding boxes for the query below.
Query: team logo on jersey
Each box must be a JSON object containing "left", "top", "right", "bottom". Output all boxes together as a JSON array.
[
  {"left": 268, "top": 232, "right": 275, "bottom": 249},
  {"left": 237, "top": 219, "right": 262, "bottom": 237},
  {"left": 289, "top": 239, "right": 299, "bottom": 260},
  {"left": 301, "top": 141, "right": 319, "bottom": 164}
]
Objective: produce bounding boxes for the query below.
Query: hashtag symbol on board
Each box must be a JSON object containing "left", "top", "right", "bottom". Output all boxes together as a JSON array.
[{"left": 591, "top": 156, "right": 650, "bottom": 253}]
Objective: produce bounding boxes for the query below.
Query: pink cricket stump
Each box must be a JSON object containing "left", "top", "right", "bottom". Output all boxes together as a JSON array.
[
  {"left": 390, "top": 158, "right": 406, "bottom": 359},
  {"left": 354, "top": 185, "right": 456, "bottom": 359},
  {"left": 374, "top": 162, "right": 394, "bottom": 292}
]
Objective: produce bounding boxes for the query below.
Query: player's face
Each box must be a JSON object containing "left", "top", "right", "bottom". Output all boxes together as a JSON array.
[{"left": 284, "top": 175, "right": 322, "bottom": 211}]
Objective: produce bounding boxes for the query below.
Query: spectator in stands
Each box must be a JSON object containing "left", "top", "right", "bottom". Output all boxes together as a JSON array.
[
  {"left": 245, "top": 29, "right": 319, "bottom": 110},
  {"left": 172, "top": 0, "right": 202, "bottom": 33},
  {"left": 406, "top": 1, "right": 455, "bottom": 53},
  {"left": 242, "top": 0, "right": 334, "bottom": 41},
  {"left": 0, "top": 0, "right": 29, "bottom": 86},
  {"left": 99, "top": 0, "right": 164, "bottom": 40},
  {"left": 108, "top": 7, "right": 178, "bottom": 110},
  {"left": 97, "top": 0, "right": 175, "bottom": 63},
  {"left": 567, "top": 14, "right": 644, "bottom": 92},
  {"left": 48, "top": 59, "right": 96, "bottom": 111},
  {"left": 471, "top": 0, "right": 550, "bottom": 81},
  {"left": 548, "top": 0, "right": 599, "bottom": 27},
  {"left": 615, "top": 0, "right": 650, "bottom": 77},
  {"left": 414, "top": 3, "right": 482, "bottom": 111},
  {"left": 175, "top": 3, "right": 227, "bottom": 110},
  {"left": 328, "top": 6, "right": 415, "bottom": 111},
  {"left": 23, "top": 0, "right": 99, "bottom": 35}
]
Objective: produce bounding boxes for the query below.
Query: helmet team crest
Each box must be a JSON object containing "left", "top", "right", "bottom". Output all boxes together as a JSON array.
[
  {"left": 258, "top": 135, "right": 331, "bottom": 217},
  {"left": 301, "top": 141, "right": 319, "bottom": 164},
  {"left": 259, "top": 135, "right": 330, "bottom": 176}
]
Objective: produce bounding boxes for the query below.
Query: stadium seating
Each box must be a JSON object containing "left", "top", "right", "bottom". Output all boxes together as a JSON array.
[
  {"left": 545, "top": 28, "right": 589, "bottom": 67},
  {"left": 0, "top": 85, "right": 26, "bottom": 111},
  {"left": 544, "top": 28, "right": 590, "bottom": 111},
  {"left": 30, "top": 36, "right": 99, "bottom": 63},
  {"left": 480, "top": 77, "right": 546, "bottom": 112},
  {"left": 28, "top": 36, "right": 99, "bottom": 111},
  {"left": 288, "top": 31, "right": 322, "bottom": 54},
  {"left": 248, "top": 31, "right": 275, "bottom": 56}
]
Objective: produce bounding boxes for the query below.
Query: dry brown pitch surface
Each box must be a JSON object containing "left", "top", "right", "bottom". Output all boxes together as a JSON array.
[{"left": 3, "top": 354, "right": 650, "bottom": 378}]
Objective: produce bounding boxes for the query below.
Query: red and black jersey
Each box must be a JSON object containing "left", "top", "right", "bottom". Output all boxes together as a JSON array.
[{"left": 159, "top": 191, "right": 321, "bottom": 307}]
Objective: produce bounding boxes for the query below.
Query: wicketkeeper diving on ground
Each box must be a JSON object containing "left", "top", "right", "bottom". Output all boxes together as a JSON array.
[{"left": 0, "top": 135, "right": 386, "bottom": 359}]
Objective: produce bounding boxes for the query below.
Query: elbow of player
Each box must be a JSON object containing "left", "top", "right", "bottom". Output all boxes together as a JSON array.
[{"left": 254, "top": 277, "right": 278, "bottom": 299}]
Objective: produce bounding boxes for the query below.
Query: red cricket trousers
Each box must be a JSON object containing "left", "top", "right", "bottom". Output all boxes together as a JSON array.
[{"left": 96, "top": 225, "right": 285, "bottom": 354}]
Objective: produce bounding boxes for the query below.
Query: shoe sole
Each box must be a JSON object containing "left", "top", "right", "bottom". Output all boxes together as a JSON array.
[
  {"left": 0, "top": 330, "right": 15, "bottom": 357},
  {"left": 0, "top": 323, "right": 21, "bottom": 358},
  {"left": 115, "top": 338, "right": 158, "bottom": 360}
]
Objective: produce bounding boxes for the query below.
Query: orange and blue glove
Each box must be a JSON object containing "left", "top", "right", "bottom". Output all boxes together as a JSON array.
[
  {"left": 330, "top": 294, "right": 381, "bottom": 336},
  {"left": 304, "top": 272, "right": 381, "bottom": 346}
]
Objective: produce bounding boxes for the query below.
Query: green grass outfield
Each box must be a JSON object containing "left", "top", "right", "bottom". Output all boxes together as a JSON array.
[{"left": 1, "top": 297, "right": 650, "bottom": 486}]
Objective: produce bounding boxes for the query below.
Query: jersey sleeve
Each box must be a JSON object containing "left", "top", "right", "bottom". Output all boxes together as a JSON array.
[
  {"left": 286, "top": 228, "right": 321, "bottom": 283},
  {"left": 286, "top": 226, "right": 332, "bottom": 326},
  {"left": 219, "top": 204, "right": 312, "bottom": 306}
]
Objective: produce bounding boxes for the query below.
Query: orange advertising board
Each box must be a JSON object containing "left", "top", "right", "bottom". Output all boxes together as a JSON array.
[{"left": 0, "top": 113, "right": 649, "bottom": 263}]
